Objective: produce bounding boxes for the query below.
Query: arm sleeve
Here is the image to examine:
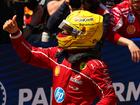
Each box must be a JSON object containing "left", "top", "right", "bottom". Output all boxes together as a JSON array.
[
  {"left": 106, "top": 31, "right": 121, "bottom": 44},
  {"left": 89, "top": 60, "right": 117, "bottom": 105},
  {"left": 10, "top": 31, "right": 54, "bottom": 69},
  {"left": 105, "top": 6, "right": 123, "bottom": 43},
  {"left": 46, "top": 1, "right": 70, "bottom": 33}
]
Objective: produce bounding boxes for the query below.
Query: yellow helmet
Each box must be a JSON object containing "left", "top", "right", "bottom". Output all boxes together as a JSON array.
[{"left": 57, "top": 10, "right": 103, "bottom": 49}]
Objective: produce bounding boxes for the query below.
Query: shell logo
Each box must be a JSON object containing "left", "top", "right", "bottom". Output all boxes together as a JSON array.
[{"left": 55, "top": 66, "right": 60, "bottom": 76}]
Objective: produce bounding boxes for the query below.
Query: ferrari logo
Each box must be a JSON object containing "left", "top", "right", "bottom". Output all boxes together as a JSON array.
[{"left": 80, "top": 62, "right": 87, "bottom": 70}]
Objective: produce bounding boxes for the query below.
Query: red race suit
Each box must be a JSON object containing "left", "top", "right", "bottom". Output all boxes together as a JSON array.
[
  {"left": 10, "top": 31, "right": 117, "bottom": 105},
  {"left": 108, "top": 0, "right": 140, "bottom": 43}
]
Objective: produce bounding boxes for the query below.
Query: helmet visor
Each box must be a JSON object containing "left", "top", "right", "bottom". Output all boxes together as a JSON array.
[{"left": 58, "top": 20, "right": 83, "bottom": 36}]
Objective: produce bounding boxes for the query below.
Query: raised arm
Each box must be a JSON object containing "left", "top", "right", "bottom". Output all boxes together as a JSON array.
[{"left": 3, "top": 15, "right": 54, "bottom": 69}]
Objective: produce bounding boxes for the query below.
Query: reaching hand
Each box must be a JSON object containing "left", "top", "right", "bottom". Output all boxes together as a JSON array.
[
  {"left": 117, "top": 37, "right": 140, "bottom": 63},
  {"left": 127, "top": 41, "right": 140, "bottom": 63},
  {"left": 3, "top": 15, "right": 19, "bottom": 34}
]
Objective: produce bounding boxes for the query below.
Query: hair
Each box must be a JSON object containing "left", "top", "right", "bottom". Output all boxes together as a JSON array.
[
  {"left": 26, "top": 0, "right": 39, "bottom": 11},
  {"left": 69, "top": 0, "right": 82, "bottom": 9}
]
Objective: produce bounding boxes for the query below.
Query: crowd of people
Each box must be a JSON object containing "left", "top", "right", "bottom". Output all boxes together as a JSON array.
[
  {"left": 2, "top": 0, "right": 140, "bottom": 104},
  {"left": 3, "top": 0, "right": 139, "bottom": 63}
]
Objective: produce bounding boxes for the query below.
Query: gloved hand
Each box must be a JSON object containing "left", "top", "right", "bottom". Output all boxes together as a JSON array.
[{"left": 3, "top": 15, "right": 19, "bottom": 34}]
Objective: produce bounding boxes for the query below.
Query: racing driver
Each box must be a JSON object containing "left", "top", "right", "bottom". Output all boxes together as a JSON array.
[
  {"left": 108, "top": 0, "right": 140, "bottom": 63},
  {"left": 3, "top": 10, "right": 117, "bottom": 105}
]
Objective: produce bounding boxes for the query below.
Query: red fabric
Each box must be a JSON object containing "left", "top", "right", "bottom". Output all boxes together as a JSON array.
[
  {"left": 23, "top": 15, "right": 32, "bottom": 25},
  {"left": 109, "top": 0, "right": 140, "bottom": 43},
  {"left": 10, "top": 33, "right": 117, "bottom": 105},
  {"left": 11, "top": 29, "right": 20, "bottom": 36},
  {"left": 107, "top": 31, "right": 121, "bottom": 44}
]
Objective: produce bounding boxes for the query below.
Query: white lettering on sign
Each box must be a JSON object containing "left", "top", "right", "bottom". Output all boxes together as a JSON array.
[
  {"left": 113, "top": 82, "right": 140, "bottom": 102},
  {"left": 18, "top": 88, "right": 48, "bottom": 105}
]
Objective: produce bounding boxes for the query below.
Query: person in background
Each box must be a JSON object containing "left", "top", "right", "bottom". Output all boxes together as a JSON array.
[
  {"left": 46, "top": 0, "right": 110, "bottom": 35},
  {"left": 23, "top": 6, "right": 33, "bottom": 28},
  {"left": 23, "top": 0, "right": 64, "bottom": 47},
  {"left": 46, "top": 0, "right": 81, "bottom": 34},
  {"left": 3, "top": 10, "right": 117, "bottom": 105},
  {"left": 108, "top": 0, "right": 140, "bottom": 63},
  {"left": 22, "top": 0, "right": 47, "bottom": 45},
  {"left": 100, "top": 0, "right": 122, "bottom": 9},
  {"left": 47, "top": 0, "right": 65, "bottom": 16}
]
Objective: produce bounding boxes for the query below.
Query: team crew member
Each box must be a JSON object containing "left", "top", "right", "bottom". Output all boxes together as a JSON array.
[
  {"left": 108, "top": 0, "right": 140, "bottom": 63},
  {"left": 3, "top": 10, "right": 117, "bottom": 105}
]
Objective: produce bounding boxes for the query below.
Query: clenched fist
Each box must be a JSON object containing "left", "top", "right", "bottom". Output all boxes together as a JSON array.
[{"left": 3, "top": 15, "right": 19, "bottom": 34}]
